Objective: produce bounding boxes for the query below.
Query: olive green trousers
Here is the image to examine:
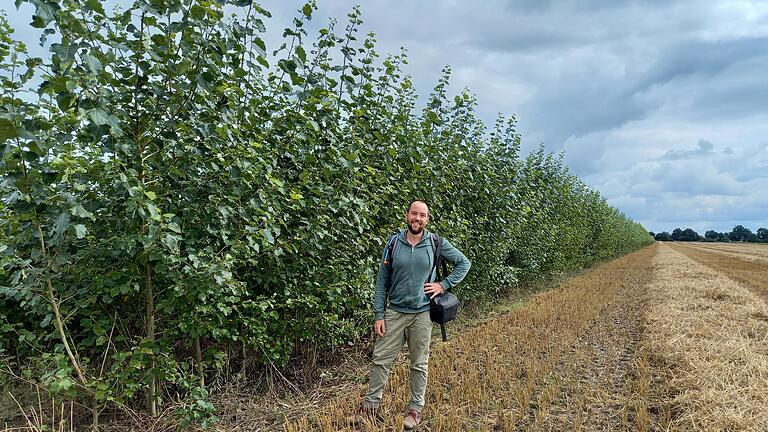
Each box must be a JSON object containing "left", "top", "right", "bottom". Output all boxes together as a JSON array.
[{"left": 363, "top": 309, "right": 432, "bottom": 412}]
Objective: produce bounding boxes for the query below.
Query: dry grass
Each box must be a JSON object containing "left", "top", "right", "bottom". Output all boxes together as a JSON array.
[
  {"left": 536, "top": 258, "right": 652, "bottom": 432},
  {"left": 283, "top": 246, "right": 658, "bottom": 431},
  {"left": 642, "top": 244, "right": 768, "bottom": 431},
  {"left": 1, "top": 389, "right": 75, "bottom": 432},
  {"left": 623, "top": 343, "right": 675, "bottom": 432}
]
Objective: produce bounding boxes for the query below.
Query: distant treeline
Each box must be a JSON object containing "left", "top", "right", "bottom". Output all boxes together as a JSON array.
[{"left": 650, "top": 225, "right": 768, "bottom": 242}]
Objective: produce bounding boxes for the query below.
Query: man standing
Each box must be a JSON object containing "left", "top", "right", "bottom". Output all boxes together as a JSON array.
[{"left": 360, "top": 200, "right": 471, "bottom": 429}]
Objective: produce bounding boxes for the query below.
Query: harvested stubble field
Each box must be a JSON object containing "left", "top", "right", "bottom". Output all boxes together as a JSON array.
[{"left": 275, "top": 242, "right": 768, "bottom": 432}]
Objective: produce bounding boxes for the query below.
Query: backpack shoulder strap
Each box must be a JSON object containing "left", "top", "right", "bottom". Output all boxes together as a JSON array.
[
  {"left": 428, "top": 233, "right": 444, "bottom": 283},
  {"left": 431, "top": 233, "right": 451, "bottom": 287},
  {"left": 430, "top": 233, "right": 442, "bottom": 259},
  {"left": 383, "top": 231, "right": 400, "bottom": 268}
]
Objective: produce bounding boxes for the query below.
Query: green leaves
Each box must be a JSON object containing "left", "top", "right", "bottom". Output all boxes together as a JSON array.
[
  {"left": 27, "top": 0, "right": 60, "bottom": 28},
  {"left": 263, "top": 228, "right": 274, "bottom": 245},
  {"left": 84, "top": 53, "right": 102, "bottom": 73},
  {"left": 74, "top": 224, "right": 87, "bottom": 239},
  {"left": 51, "top": 43, "right": 77, "bottom": 64},
  {"left": 51, "top": 211, "right": 70, "bottom": 243},
  {"left": 0, "top": 118, "right": 18, "bottom": 142},
  {"left": 146, "top": 203, "right": 161, "bottom": 222},
  {"left": 83, "top": 0, "right": 106, "bottom": 16},
  {"left": 295, "top": 45, "right": 307, "bottom": 63},
  {"left": 87, "top": 108, "right": 121, "bottom": 133},
  {"left": 302, "top": 3, "right": 313, "bottom": 19},
  {"left": 162, "top": 233, "right": 179, "bottom": 252}
]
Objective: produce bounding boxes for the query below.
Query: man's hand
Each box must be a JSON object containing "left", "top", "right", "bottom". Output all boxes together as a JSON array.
[
  {"left": 374, "top": 319, "right": 386, "bottom": 337},
  {"left": 424, "top": 282, "right": 444, "bottom": 299}
]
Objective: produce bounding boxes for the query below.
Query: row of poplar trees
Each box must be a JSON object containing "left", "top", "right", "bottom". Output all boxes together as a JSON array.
[{"left": 0, "top": 0, "right": 653, "bottom": 427}]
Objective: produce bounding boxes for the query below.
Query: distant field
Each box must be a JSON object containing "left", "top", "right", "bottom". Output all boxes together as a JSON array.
[
  {"left": 669, "top": 242, "right": 768, "bottom": 300},
  {"left": 275, "top": 242, "right": 768, "bottom": 432},
  {"left": 675, "top": 241, "right": 768, "bottom": 263}
]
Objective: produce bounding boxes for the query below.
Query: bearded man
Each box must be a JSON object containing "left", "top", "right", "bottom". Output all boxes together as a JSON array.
[{"left": 358, "top": 200, "right": 471, "bottom": 429}]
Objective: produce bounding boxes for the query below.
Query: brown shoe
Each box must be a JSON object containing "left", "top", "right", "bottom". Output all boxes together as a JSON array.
[{"left": 403, "top": 409, "right": 421, "bottom": 430}]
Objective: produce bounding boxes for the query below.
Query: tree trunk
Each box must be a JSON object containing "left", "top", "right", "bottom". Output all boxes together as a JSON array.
[
  {"left": 240, "top": 342, "right": 248, "bottom": 380},
  {"left": 91, "top": 399, "right": 99, "bottom": 431},
  {"left": 145, "top": 263, "right": 157, "bottom": 417},
  {"left": 47, "top": 279, "right": 100, "bottom": 429},
  {"left": 193, "top": 336, "right": 205, "bottom": 388}
]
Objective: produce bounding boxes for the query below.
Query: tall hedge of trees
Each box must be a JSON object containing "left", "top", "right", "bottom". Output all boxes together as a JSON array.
[{"left": 0, "top": 1, "right": 652, "bottom": 426}]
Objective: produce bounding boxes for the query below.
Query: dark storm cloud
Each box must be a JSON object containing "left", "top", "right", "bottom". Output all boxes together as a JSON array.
[
  {"left": 507, "top": 0, "right": 672, "bottom": 13},
  {"left": 522, "top": 36, "right": 768, "bottom": 151},
  {"left": 632, "top": 37, "right": 768, "bottom": 95},
  {"left": 686, "top": 62, "right": 768, "bottom": 120},
  {"left": 465, "top": 30, "right": 583, "bottom": 54}
]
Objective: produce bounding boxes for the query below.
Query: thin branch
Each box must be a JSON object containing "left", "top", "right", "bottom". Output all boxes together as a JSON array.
[
  {"left": 258, "top": 344, "right": 303, "bottom": 396},
  {"left": 99, "top": 312, "right": 118, "bottom": 378},
  {"left": 47, "top": 280, "right": 88, "bottom": 388}
]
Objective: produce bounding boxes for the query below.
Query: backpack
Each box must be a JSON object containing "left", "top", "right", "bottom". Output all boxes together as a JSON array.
[{"left": 383, "top": 231, "right": 460, "bottom": 341}]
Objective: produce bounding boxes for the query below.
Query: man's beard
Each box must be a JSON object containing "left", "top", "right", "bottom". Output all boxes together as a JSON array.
[{"left": 408, "top": 223, "right": 424, "bottom": 235}]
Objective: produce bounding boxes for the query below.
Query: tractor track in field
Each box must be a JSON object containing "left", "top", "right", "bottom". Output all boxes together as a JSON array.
[
  {"left": 514, "top": 245, "right": 654, "bottom": 431},
  {"left": 539, "top": 281, "right": 646, "bottom": 431}
]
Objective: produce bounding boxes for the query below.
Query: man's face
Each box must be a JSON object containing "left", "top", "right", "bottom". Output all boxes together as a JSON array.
[{"left": 406, "top": 201, "right": 429, "bottom": 235}]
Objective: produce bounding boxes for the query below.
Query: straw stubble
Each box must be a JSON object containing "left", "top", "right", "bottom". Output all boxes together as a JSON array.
[{"left": 643, "top": 244, "right": 768, "bottom": 431}]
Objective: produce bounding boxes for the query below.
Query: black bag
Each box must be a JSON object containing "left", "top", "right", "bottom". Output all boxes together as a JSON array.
[
  {"left": 430, "top": 291, "right": 459, "bottom": 341},
  {"left": 428, "top": 234, "right": 459, "bottom": 342}
]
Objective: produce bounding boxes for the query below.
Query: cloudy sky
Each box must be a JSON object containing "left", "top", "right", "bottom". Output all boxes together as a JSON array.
[{"left": 5, "top": 1, "right": 768, "bottom": 234}]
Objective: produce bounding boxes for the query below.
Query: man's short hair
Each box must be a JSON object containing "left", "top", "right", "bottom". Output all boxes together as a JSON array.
[{"left": 407, "top": 200, "right": 430, "bottom": 214}]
